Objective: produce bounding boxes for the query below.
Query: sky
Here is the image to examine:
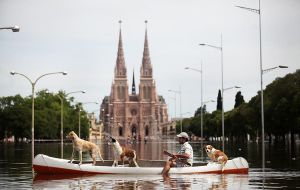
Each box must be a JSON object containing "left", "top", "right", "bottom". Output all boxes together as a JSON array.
[{"left": 0, "top": 0, "right": 299, "bottom": 119}]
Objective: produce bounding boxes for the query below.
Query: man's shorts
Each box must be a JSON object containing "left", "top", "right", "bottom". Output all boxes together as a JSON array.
[{"left": 175, "top": 160, "right": 192, "bottom": 167}]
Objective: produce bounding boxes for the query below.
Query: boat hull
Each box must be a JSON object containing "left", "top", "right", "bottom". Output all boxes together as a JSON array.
[{"left": 33, "top": 154, "right": 249, "bottom": 175}]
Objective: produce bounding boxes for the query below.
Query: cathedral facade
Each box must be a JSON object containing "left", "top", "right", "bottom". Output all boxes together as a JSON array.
[{"left": 100, "top": 25, "right": 169, "bottom": 140}]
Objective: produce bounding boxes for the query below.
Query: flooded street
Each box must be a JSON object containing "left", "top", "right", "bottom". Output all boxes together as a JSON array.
[{"left": 1, "top": 140, "right": 300, "bottom": 189}]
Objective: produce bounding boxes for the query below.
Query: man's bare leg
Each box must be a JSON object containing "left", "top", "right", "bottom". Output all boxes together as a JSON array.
[{"left": 162, "top": 159, "right": 176, "bottom": 176}]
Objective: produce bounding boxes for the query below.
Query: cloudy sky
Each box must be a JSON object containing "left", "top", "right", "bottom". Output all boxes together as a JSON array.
[{"left": 1, "top": 0, "right": 299, "bottom": 118}]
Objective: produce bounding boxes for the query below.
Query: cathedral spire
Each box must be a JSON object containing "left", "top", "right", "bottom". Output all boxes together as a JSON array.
[
  {"left": 140, "top": 20, "right": 152, "bottom": 78},
  {"left": 115, "top": 20, "right": 127, "bottom": 78},
  {"left": 132, "top": 69, "right": 136, "bottom": 95}
]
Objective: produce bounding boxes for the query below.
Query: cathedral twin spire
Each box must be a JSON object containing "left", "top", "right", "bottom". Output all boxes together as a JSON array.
[
  {"left": 114, "top": 21, "right": 127, "bottom": 78},
  {"left": 114, "top": 20, "right": 153, "bottom": 82},
  {"left": 140, "top": 20, "right": 153, "bottom": 78}
]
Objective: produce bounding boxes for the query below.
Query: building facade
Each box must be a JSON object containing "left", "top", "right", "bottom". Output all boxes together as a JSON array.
[
  {"left": 100, "top": 25, "right": 169, "bottom": 140},
  {"left": 88, "top": 113, "right": 103, "bottom": 142}
]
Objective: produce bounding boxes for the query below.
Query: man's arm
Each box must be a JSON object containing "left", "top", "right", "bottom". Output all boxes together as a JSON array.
[
  {"left": 164, "top": 151, "right": 191, "bottom": 159},
  {"left": 173, "top": 153, "right": 190, "bottom": 159}
]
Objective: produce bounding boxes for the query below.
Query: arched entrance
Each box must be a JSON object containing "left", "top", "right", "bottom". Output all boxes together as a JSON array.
[
  {"left": 119, "top": 127, "right": 123, "bottom": 136},
  {"left": 145, "top": 125, "right": 149, "bottom": 136},
  {"left": 131, "top": 124, "right": 137, "bottom": 141}
]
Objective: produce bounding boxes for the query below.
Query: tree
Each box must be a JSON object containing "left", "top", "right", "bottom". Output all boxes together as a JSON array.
[
  {"left": 234, "top": 91, "right": 245, "bottom": 108},
  {"left": 0, "top": 90, "right": 91, "bottom": 140},
  {"left": 217, "top": 89, "right": 222, "bottom": 111},
  {"left": 194, "top": 105, "right": 206, "bottom": 117}
]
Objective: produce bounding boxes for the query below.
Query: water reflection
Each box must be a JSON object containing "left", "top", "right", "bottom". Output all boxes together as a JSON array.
[
  {"left": 30, "top": 168, "right": 300, "bottom": 190},
  {"left": 33, "top": 173, "right": 248, "bottom": 190},
  {"left": 32, "top": 173, "right": 253, "bottom": 190},
  {"left": 1, "top": 141, "right": 300, "bottom": 189}
]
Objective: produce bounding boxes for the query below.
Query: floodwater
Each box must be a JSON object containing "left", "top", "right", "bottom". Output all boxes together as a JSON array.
[{"left": 1, "top": 139, "right": 300, "bottom": 189}]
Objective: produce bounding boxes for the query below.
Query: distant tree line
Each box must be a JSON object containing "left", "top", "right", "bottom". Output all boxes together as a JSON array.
[
  {"left": 0, "top": 90, "right": 90, "bottom": 141},
  {"left": 1, "top": 70, "right": 299, "bottom": 144},
  {"left": 179, "top": 69, "right": 300, "bottom": 143}
]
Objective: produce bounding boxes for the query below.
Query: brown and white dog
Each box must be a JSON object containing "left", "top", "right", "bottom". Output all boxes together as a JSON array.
[
  {"left": 205, "top": 145, "right": 228, "bottom": 171},
  {"left": 66, "top": 131, "right": 104, "bottom": 165},
  {"left": 109, "top": 137, "right": 139, "bottom": 167}
]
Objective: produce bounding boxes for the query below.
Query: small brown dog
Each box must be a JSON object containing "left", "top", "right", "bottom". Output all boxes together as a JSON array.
[
  {"left": 109, "top": 137, "right": 139, "bottom": 167},
  {"left": 66, "top": 131, "right": 104, "bottom": 165},
  {"left": 205, "top": 145, "right": 228, "bottom": 171}
]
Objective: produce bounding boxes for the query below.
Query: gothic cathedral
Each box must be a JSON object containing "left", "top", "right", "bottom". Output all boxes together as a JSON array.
[{"left": 100, "top": 24, "right": 169, "bottom": 140}]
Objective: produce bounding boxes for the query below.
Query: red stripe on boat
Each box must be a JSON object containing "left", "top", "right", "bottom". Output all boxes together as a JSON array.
[
  {"left": 33, "top": 165, "right": 114, "bottom": 175},
  {"left": 33, "top": 164, "right": 248, "bottom": 175}
]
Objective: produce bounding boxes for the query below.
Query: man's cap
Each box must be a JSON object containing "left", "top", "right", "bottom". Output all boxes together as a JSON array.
[{"left": 177, "top": 132, "right": 189, "bottom": 140}]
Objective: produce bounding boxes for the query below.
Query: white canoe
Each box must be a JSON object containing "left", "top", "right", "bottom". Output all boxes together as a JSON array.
[{"left": 33, "top": 154, "right": 249, "bottom": 175}]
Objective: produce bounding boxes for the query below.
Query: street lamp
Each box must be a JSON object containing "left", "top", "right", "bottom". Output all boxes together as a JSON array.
[
  {"left": 0, "top": 26, "right": 20, "bottom": 32},
  {"left": 77, "top": 101, "right": 99, "bottom": 138},
  {"left": 10, "top": 71, "right": 67, "bottom": 167},
  {"left": 261, "top": 64, "right": 287, "bottom": 163},
  {"left": 57, "top": 90, "right": 85, "bottom": 158},
  {"left": 168, "top": 89, "right": 182, "bottom": 132},
  {"left": 224, "top": 86, "right": 241, "bottom": 91},
  {"left": 185, "top": 65, "right": 203, "bottom": 140},
  {"left": 236, "top": 1, "right": 288, "bottom": 170},
  {"left": 263, "top": 65, "right": 288, "bottom": 74},
  {"left": 199, "top": 36, "right": 225, "bottom": 151},
  {"left": 220, "top": 86, "right": 241, "bottom": 151}
]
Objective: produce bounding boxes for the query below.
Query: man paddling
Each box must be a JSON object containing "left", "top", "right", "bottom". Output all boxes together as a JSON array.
[{"left": 161, "top": 132, "right": 193, "bottom": 177}]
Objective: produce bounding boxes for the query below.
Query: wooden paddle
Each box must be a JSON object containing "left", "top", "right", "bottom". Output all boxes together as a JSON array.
[{"left": 163, "top": 150, "right": 174, "bottom": 158}]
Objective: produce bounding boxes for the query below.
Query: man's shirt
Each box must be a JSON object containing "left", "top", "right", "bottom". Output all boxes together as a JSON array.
[{"left": 177, "top": 141, "right": 193, "bottom": 166}]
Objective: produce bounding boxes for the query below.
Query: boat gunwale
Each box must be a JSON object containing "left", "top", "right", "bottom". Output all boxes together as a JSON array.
[{"left": 33, "top": 154, "right": 249, "bottom": 175}]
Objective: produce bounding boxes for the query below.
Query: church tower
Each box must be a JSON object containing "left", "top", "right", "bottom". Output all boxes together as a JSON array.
[
  {"left": 139, "top": 21, "right": 157, "bottom": 102},
  {"left": 139, "top": 21, "right": 158, "bottom": 137},
  {"left": 108, "top": 21, "right": 129, "bottom": 137},
  {"left": 111, "top": 21, "right": 128, "bottom": 102},
  {"left": 100, "top": 21, "right": 169, "bottom": 140}
]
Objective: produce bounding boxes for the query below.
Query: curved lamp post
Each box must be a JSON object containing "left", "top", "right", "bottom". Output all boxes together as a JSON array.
[
  {"left": 221, "top": 86, "right": 241, "bottom": 151},
  {"left": 57, "top": 91, "right": 85, "bottom": 158},
  {"left": 0, "top": 26, "right": 20, "bottom": 32},
  {"left": 236, "top": 1, "right": 288, "bottom": 170},
  {"left": 185, "top": 65, "right": 203, "bottom": 141},
  {"left": 261, "top": 65, "right": 287, "bottom": 166},
  {"left": 199, "top": 36, "right": 224, "bottom": 150},
  {"left": 10, "top": 71, "right": 67, "bottom": 167}
]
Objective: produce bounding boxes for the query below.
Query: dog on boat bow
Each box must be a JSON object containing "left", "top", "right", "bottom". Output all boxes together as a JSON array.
[
  {"left": 66, "top": 131, "right": 104, "bottom": 165},
  {"left": 205, "top": 145, "right": 228, "bottom": 171},
  {"left": 108, "top": 136, "right": 139, "bottom": 167}
]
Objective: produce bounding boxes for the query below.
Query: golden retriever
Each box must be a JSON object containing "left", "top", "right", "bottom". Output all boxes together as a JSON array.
[{"left": 66, "top": 131, "right": 104, "bottom": 165}]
